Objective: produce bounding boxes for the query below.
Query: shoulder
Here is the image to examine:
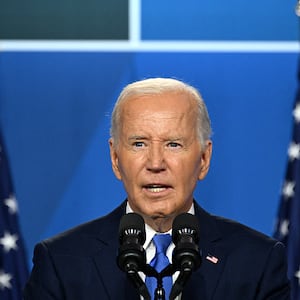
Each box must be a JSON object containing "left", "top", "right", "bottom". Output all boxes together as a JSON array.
[
  {"left": 214, "top": 214, "right": 287, "bottom": 266},
  {"left": 195, "top": 201, "right": 284, "bottom": 253},
  {"left": 214, "top": 214, "right": 280, "bottom": 249},
  {"left": 208, "top": 212, "right": 287, "bottom": 272},
  {"left": 193, "top": 203, "right": 290, "bottom": 298},
  {"left": 35, "top": 202, "right": 126, "bottom": 257}
]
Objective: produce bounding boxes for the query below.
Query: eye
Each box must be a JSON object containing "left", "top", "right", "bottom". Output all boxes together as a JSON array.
[
  {"left": 133, "top": 141, "right": 145, "bottom": 148},
  {"left": 167, "top": 142, "right": 182, "bottom": 148}
]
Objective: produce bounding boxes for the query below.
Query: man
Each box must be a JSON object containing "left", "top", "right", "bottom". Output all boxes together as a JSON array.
[{"left": 23, "top": 78, "right": 290, "bottom": 299}]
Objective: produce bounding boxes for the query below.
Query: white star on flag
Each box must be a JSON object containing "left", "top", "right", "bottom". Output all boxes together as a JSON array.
[
  {"left": 279, "top": 219, "right": 289, "bottom": 237},
  {"left": 0, "top": 231, "right": 18, "bottom": 253},
  {"left": 274, "top": 75, "right": 300, "bottom": 298},
  {"left": 295, "top": 266, "right": 300, "bottom": 285},
  {"left": 0, "top": 270, "right": 12, "bottom": 290},
  {"left": 0, "top": 132, "right": 29, "bottom": 298},
  {"left": 4, "top": 194, "right": 18, "bottom": 214},
  {"left": 293, "top": 102, "right": 300, "bottom": 123},
  {"left": 288, "top": 142, "right": 300, "bottom": 161},
  {"left": 282, "top": 181, "right": 295, "bottom": 199}
]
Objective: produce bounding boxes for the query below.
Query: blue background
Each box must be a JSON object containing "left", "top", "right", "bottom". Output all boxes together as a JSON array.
[
  {"left": 142, "top": 0, "right": 298, "bottom": 41},
  {"left": 0, "top": 1, "right": 299, "bottom": 267}
]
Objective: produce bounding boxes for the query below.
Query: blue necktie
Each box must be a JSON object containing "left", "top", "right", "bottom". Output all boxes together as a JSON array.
[{"left": 146, "top": 234, "right": 172, "bottom": 299}]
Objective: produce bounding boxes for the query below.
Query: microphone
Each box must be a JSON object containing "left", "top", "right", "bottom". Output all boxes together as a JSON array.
[
  {"left": 117, "top": 213, "right": 150, "bottom": 300},
  {"left": 170, "top": 213, "right": 201, "bottom": 300}
]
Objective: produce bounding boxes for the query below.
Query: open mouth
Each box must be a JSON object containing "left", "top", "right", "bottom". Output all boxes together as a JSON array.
[{"left": 143, "top": 184, "right": 171, "bottom": 193}]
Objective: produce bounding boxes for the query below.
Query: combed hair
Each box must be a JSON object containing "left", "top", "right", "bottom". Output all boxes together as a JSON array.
[{"left": 110, "top": 78, "right": 212, "bottom": 146}]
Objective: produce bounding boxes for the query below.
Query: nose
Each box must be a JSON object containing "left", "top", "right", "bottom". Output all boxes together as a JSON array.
[{"left": 146, "top": 143, "right": 166, "bottom": 172}]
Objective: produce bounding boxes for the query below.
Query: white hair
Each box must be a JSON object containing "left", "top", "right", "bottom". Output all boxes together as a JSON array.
[{"left": 110, "top": 78, "right": 212, "bottom": 146}]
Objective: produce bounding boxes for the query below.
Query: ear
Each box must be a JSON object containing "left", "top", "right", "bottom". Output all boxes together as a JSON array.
[
  {"left": 198, "top": 140, "right": 212, "bottom": 180},
  {"left": 109, "top": 138, "right": 122, "bottom": 180}
]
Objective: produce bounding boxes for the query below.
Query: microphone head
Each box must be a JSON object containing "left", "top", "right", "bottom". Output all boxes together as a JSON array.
[
  {"left": 117, "top": 213, "right": 146, "bottom": 273},
  {"left": 119, "top": 213, "right": 146, "bottom": 245},
  {"left": 172, "top": 213, "right": 200, "bottom": 245}
]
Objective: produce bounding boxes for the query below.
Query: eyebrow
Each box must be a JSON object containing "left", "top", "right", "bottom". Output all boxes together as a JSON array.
[
  {"left": 128, "top": 135, "right": 183, "bottom": 142},
  {"left": 128, "top": 136, "right": 148, "bottom": 141}
]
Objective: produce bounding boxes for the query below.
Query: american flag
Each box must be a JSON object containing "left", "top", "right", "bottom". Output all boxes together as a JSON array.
[
  {"left": 205, "top": 254, "right": 219, "bottom": 264},
  {"left": 274, "top": 70, "right": 300, "bottom": 299},
  {"left": 0, "top": 132, "right": 29, "bottom": 299}
]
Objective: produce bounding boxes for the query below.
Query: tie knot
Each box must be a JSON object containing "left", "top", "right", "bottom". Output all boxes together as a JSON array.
[{"left": 153, "top": 234, "right": 172, "bottom": 254}]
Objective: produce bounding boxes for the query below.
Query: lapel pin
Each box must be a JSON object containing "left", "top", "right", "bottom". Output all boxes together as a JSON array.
[{"left": 206, "top": 254, "right": 219, "bottom": 264}]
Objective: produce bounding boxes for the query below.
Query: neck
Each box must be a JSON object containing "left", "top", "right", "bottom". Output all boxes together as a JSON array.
[{"left": 144, "top": 215, "right": 173, "bottom": 233}]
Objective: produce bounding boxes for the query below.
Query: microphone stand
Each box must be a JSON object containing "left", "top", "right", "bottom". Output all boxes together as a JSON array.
[
  {"left": 154, "top": 276, "right": 165, "bottom": 300},
  {"left": 144, "top": 262, "right": 195, "bottom": 300},
  {"left": 169, "top": 265, "right": 192, "bottom": 300},
  {"left": 144, "top": 264, "right": 176, "bottom": 300},
  {"left": 124, "top": 262, "right": 151, "bottom": 300},
  {"left": 144, "top": 264, "right": 165, "bottom": 300},
  {"left": 123, "top": 253, "right": 200, "bottom": 300}
]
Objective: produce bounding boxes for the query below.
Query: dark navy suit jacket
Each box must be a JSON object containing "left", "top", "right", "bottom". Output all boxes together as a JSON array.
[{"left": 23, "top": 201, "right": 290, "bottom": 299}]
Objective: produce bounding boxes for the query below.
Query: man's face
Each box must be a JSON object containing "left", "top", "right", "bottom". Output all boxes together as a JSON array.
[{"left": 109, "top": 92, "right": 212, "bottom": 231}]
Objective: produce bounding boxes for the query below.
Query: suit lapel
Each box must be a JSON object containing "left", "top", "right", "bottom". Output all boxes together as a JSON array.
[
  {"left": 182, "top": 202, "right": 227, "bottom": 300},
  {"left": 93, "top": 239, "right": 140, "bottom": 300},
  {"left": 92, "top": 202, "right": 140, "bottom": 300}
]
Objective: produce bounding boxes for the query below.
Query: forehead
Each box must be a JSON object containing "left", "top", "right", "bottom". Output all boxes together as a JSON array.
[
  {"left": 120, "top": 92, "right": 196, "bottom": 116},
  {"left": 118, "top": 92, "right": 198, "bottom": 137}
]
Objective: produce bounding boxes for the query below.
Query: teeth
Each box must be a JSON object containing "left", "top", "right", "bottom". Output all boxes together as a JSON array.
[
  {"left": 148, "top": 187, "right": 166, "bottom": 193},
  {"left": 146, "top": 186, "right": 167, "bottom": 193}
]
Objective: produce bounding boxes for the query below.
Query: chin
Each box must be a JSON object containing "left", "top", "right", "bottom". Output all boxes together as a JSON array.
[
  {"left": 148, "top": 207, "right": 176, "bottom": 220},
  {"left": 133, "top": 199, "right": 177, "bottom": 218}
]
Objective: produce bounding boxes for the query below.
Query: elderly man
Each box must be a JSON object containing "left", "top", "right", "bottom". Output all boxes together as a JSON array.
[{"left": 24, "top": 78, "right": 290, "bottom": 300}]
